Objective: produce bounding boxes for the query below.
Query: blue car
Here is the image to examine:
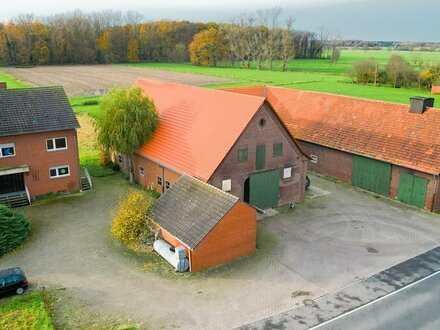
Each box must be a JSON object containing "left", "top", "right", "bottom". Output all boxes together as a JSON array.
[{"left": 0, "top": 267, "right": 28, "bottom": 297}]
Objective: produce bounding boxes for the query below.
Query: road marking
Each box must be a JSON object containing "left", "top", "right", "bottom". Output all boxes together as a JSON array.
[{"left": 309, "top": 269, "right": 440, "bottom": 329}]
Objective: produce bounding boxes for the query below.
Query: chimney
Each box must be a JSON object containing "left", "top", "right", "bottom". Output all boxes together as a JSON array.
[
  {"left": 409, "top": 96, "right": 434, "bottom": 114},
  {"left": 0, "top": 81, "right": 6, "bottom": 90}
]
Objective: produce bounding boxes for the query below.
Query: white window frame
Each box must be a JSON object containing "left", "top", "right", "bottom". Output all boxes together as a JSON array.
[
  {"left": 49, "top": 165, "right": 70, "bottom": 179},
  {"left": 283, "top": 167, "right": 292, "bottom": 179},
  {"left": 311, "top": 155, "right": 318, "bottom": 164},
  {"left": 0, "top": 143, "right": 15, "bottom": 158},
  {"left": 165, "top": 180, "right": 171, "bottom": 190},
  {"left": 222, "top": 179, "right": 232, "bottom": 192},
  {"left": 139, "top": 166, "right": 145, "bottom": 176},
  {"left": 157, "top": 176, "right": 163, "bottom": 186},
  {"left": 46, "top": 137, "right": 67, "bottom": 151}
]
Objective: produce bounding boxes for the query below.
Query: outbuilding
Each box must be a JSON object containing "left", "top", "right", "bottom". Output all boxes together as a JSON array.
[
  {"left": 148, "top": 174, "right": 256, "bottom": 272},
  {"left": 224, "top": 86, "right": 440, "bottom": 211}
]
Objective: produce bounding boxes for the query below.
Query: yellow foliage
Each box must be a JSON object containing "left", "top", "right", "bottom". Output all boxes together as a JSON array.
[
  {"left": 111, "top": 191, "right": 154, "bottom": 245},
  {"left": 189, "top": 27, "right": 228, "bottom": 66},
  {"left": 127, "top": 39, "right": 140, "bottom": 63}
]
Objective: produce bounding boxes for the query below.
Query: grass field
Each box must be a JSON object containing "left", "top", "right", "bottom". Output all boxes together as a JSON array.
[
  {"left": 0, "top": 71, "right": 27, "bottom": 89},
  {"left": 128, "top": 48, "right": 440, "bottom": 105},
  {"left": 0, "top": 293, "right": 55, "bottom": 330}
]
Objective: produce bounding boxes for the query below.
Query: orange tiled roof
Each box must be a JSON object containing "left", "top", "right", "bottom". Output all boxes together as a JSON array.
[
  {"left": 135, "top": 79, "right": 265, "bottom": 181},
  {"left": 223, "top": 86, "right": 440, "bottom": 174}
]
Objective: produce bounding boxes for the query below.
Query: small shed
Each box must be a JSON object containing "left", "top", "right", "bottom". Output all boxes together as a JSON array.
[{"left": 148, "top": 174, "right": 257, "bottom": 272}]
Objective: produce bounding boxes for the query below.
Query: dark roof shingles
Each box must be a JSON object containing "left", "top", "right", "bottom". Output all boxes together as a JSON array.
[
  {"left": 0, "top": 86, "right": 79, "bottom": 137},
  {"left": 148, "top": 175, "right": 238, "bottom": 250}
]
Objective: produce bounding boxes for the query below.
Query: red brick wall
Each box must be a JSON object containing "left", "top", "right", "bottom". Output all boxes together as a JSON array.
[
  {"left": 191, "top": 202, "right": 256, "bottom": 272},
  {"left": 209, "top": 102, "right": 308, "bottom": 205},
  {"left": 0, "top": 130, "right": 81, "bottom": 198},
  {"left": 132, "top": 154, "right": 182, "bottom": 194},
  {"left": 299, "top": 141, "right": 353, "bottom": 183}
]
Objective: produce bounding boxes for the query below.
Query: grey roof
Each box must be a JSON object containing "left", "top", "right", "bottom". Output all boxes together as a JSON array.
[
  {"left": 0, "top": 86, "right": 79, "bottom": 137},
  {"left": 148, "top": 175, "right": 239, "bottom": 250}
]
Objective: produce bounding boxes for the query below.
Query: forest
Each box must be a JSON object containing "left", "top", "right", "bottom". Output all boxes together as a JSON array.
[{"left": 0, "top": 9, "right": 326, "bottom": 67}]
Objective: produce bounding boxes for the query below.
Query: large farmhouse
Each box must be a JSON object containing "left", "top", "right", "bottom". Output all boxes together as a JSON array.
[
  {"left": 0, "top": 85, "right": 81, "bottom": 207},
  {"left": 225, "top": 85, "right": 440, "bottom": 211},
  {"left": 121, "top": 79, "right": 309, "bottom": 209}
]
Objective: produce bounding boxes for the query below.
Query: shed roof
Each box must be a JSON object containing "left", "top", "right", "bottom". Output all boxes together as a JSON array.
[
  {"left": 148, "top": 174, "right": 239, "bottom": 250},
  {"left": 134, "top": 79, "right": 265, "bottom": 181},
  {"left": 0, "top": 86, "right": 79, "bottom": 137},
  {"left": 222, "top": 86, "right": 440, "bottom": 175}
]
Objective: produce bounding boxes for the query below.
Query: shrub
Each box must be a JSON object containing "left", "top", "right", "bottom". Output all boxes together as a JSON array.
[
  {"left": 82, "top": 100, "right": 99, "bottom": 106},
  {"left": 111, "top": 191, "right": 154, "bottom": 245},
  {"left": 0, "top": 204, "right": 30, "bottom": 256}
]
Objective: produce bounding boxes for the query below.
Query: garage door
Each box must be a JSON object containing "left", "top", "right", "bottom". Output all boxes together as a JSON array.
[
  {"left": 249, "top": 170, "right": 279, "bottom": 209},
  {"left": 397, "top": 173, "right": 428, "bottom": 208},
  {"left": 352, "top": 156, "right": 391, "bottom": 196}
]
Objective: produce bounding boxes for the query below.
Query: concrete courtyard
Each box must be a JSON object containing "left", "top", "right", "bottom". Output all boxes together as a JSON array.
[{"left": 1, "top": 173, "right": 440, "bottom": 329}]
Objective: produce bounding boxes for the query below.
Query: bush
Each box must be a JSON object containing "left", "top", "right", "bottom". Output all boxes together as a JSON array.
[
  {"left": 0, "top": 204, "right": 30, "bottom": 256},
  {"left": 82, "top": 100, "right": 99, "bottom": 106},
  {"left": 111, "top": 191, "right": 154, "bottom": 245}
]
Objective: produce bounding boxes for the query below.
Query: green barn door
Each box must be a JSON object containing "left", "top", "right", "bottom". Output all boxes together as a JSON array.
[
  {"left": 249, "top": 170, "right": 279, "bottom": 209},
  {"left": 256, "top": 145, "right": 266, "bottom": 170},
  {"left": 352, "top": 155, "right": 391, "bottom": 196},
  {"left": 398, "top": 173, "right": 428, "bottom": 208}
]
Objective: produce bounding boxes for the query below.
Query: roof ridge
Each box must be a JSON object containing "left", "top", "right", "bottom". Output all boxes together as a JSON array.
[
  {"left": 267, "top": 85, "right": 439, "bottom": 110},
  {"left": 136, "top": 78, "right": 266, "bottom": 101}
]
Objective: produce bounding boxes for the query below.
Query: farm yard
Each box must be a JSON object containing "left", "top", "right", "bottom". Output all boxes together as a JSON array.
[{"left": 0, "top": 65, "right": 232, "bottom": 97}]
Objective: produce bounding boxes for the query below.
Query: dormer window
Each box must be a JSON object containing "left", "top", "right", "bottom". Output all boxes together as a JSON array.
[
  {"left": 0, "top": 143, "right": 15, "bottom": 157},
  {"left": 47, "top": 137, "right": 67, "bottom": 151}
]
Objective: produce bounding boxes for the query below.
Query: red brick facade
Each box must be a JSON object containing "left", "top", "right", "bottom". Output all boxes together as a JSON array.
[
  {"left": 300, "top": 140, "right": 440, "bottom": 211},
  {"left": 0, "top": 129, "right": 81, "bottom": 198},
  {"left": 209, "top": 103, "right": 308, "bottom": 205}
]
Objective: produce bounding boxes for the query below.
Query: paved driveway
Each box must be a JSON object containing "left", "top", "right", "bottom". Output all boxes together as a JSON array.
[{"left": 1, "top": 174, "right": 440, "bottom": 329}]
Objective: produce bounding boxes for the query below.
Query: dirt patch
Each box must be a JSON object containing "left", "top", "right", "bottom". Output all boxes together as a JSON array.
[{"left": 1, "top": 65, "right": 232, "bottom": 97}]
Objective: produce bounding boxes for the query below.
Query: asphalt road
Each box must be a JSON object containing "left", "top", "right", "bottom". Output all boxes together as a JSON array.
[{"left": 316, "top": 271, "right": 440, "bottom": 330}]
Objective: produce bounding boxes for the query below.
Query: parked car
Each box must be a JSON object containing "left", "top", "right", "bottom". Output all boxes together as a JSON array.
[
  {"left": 306, "top": 175, "right": 311, "bottom": 190},
  {"left": 0, "top": 267, "right": 28, "bottom": 297}
]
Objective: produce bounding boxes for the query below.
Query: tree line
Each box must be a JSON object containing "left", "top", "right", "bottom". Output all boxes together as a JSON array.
[
  {"left": 348, "top": 54, "right": 440, "bottom": 90},
  {"left": 0, "top": 9, "right": 327, "bottom": 67}
]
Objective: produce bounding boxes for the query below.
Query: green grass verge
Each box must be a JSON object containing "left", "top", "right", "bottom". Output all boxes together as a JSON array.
[
  {"left": 0, "top": 293, "right": 55, "bottom": 330},
  {"left": 0, "top": 71, "right": 28, "bottom": 89},
  {"left": 69, "top": 96, "right": 102, "bottom": 120}
]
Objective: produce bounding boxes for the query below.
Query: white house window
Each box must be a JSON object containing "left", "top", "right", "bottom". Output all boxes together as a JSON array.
[
  {"left": 311, "top": 155, "right": 318, "bottom": 164},
  {"left": 165, "top": 180, "right": 171, "bottom": 190},
  {"left": 49, "top": 165, "right": 70, "bottom": 178},
  {"left": 0, "top": 143, "right": 15, "bottom": 158},
  {"left": 47, "top": 137, "right": 67, "bottom": 151},
  {"left": 139, "top": 166, "right": 145, "bottom": 176},
  {"left": 283, "top": 167, "right": 292, "bottom": 179},
  {"left": 157, "top": 176, "right": 163, "bottom": 186},
  {"left": 222, "top": 179, "right": 232, "bottom": 192}
]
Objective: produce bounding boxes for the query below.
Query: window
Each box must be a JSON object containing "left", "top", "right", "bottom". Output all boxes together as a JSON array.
[
  {"left": 311, "top": 155, "right": 318, "bottom": 164},
  {"left": 157, "top": 176, "right": 163, "bottom": 186},
  {"left": 222, "top": 179, "right": 232, "bottom": 192},
  {"left": 139, "top": 166, "right": 145, "bottom": 176},
  {"left": 0, "top": 143, "right": 15, "bottom": 158},
  {"left": 165, "top": 181, "right": 171, "bottom": 190},
  {"left": 118, "top": 154, "right": 123, "bottom": 163},
  {"left": 49, "top": 165, "right": 70, "bottom": 178},
  {"left": 273, "top": 142, "right": 283, "bottom": 157},
  {"left": 238, "top": 147, "right": 248, "bottom": 162},
  {"left": 47, "top": 137, "right": 67, "bottom": 151},
  {"left": 259, "top": 118, "right": 266, "bottom": 127},
  {"left": 283, "top": 167, "right": 292, "bottom": 179}
]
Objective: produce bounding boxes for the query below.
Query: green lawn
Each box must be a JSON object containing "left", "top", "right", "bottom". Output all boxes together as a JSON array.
[
  {"left": 0, "top": 293, "right": 55, "bottom": 330},
  {"left": 0, "top": 71, "right": 28, "bottom": 89},
  {"left": 127, "top": 60, "right": 440, "bottom": 105},
  {"left": 69, "top": 96, "right": 102, "bottom": 120}
]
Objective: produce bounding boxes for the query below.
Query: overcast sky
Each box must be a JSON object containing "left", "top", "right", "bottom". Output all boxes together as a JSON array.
[{"left": 1, "top": 0, "right": 439, "bottom": 41}]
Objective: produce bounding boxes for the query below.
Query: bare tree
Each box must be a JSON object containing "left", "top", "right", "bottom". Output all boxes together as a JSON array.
[{"left": 281, "top": 17, "right": 295, "bottom": 72}]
